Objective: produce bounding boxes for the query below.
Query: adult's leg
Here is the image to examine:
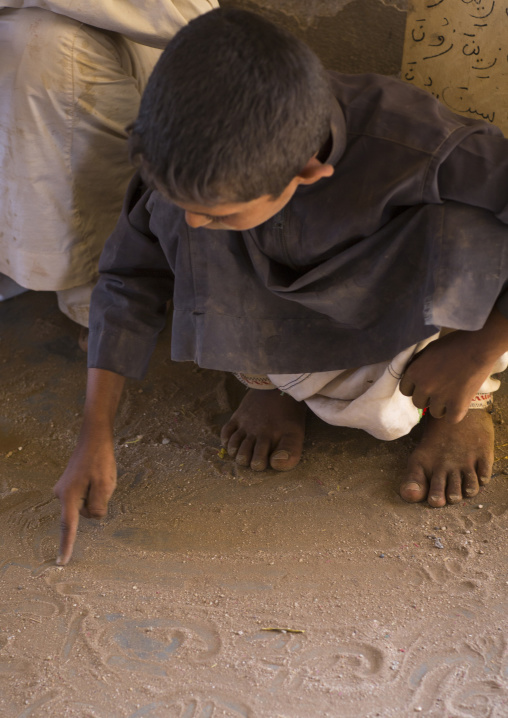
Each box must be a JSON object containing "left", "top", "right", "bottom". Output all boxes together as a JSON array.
[{"left": 0, "top": 9, "right": 160, "bottom": 324}]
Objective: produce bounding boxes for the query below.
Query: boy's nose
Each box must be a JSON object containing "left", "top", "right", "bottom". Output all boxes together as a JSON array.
[{"left": 184, "top": 211, "right": 212, "bottom": 228}]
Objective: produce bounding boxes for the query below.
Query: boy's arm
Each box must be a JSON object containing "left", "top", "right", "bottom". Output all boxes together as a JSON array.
[
  {"left": 54, "top": 174, "right": 176, "bottom": 564},
  {"left": 437, "top": 131, "right": 508, "bottom": 225},
  {"left": 54, "top": 368, "right": 125, "bottom": 565},
  {"left": 400, "top": 307, "right": 508, "bottom": 422},
  {"left": 87, "top": 172, "right": 176, "bottom": 380}
]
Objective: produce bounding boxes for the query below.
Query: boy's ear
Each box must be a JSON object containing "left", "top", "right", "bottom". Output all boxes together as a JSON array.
[{"left": 295, "top": 156, "right": 335, "bottom": 186}]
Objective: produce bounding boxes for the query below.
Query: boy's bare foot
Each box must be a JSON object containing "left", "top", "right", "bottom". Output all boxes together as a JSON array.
[
  {"left": 220, "top": 389, "right": 306, "bottom": 471},
  {"left": 78, "top": 327, "right": 89, "bottom": 353},
  {"left": 400, "top": 410, "right": 494, "bottom": 507}
]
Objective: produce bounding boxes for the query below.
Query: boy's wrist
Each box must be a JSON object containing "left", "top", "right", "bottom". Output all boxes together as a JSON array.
[
  {"left": 79, "top": 416, "right": 114, "bottom": 445},
  {"left": 81, "top": 368, "right": 126, "bottom": 432}
]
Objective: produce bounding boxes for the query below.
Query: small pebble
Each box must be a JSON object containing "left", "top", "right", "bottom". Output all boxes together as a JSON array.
[
  {"left": 477, "top": 504, "right": 483, "bottom": 509},
  {"left": 161, "top": 438, "right": 170, "bottom": 445},
  {"left": 379, "top": 553, "right": 385, "bottom": 558}
]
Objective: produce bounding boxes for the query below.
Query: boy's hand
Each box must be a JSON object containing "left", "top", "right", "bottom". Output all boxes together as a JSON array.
[
  {"left": 400, "top": 309, "right": 508, "bottom": 423},
  {"left": 53, "top": 366, "right": 125, "bottom": 565},
  {"left": 399, "top": 332, "right": 491, "bottom": 422},
  {"left": 54, "top": 431, "right": 117, "bottom": 565}
]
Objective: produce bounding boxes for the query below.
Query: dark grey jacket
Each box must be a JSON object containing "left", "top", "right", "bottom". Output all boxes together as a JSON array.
[{"left": 88, "top": 72, "right": 508, "bottom": 378}]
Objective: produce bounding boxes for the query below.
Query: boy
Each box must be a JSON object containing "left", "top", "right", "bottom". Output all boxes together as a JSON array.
[{"left": 55, "top": 8, "right": 508, "bottom": 565}]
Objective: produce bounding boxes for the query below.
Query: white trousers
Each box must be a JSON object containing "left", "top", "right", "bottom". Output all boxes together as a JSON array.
[
  {"left": 0, "top": 8, "right": 162, "bottom": 325},
  {"left": 237, "top": 334, "right": 508, "bottom": 441}
]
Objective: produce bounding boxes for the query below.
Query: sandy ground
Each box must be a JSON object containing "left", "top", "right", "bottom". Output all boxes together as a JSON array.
[{"left": 1, "top": 291, "right": 508, "bottom": 718}]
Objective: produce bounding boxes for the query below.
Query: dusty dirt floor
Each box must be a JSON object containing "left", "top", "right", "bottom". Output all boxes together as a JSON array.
[{"left": 1, "top": 291, "right": 508, "bottom": 718}]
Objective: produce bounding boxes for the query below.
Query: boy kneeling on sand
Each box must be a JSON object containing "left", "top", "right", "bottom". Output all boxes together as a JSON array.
[{"left": 55, "top": 8, "right": 508, "bottom": 564}]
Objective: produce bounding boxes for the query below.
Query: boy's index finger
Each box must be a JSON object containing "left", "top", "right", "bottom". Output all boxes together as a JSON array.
[
  {"left": 399, "top": 373, "right": 415, "bottom": 397},
  {"left": 57, "top": 500, "right": 81, "bottom": 566}
]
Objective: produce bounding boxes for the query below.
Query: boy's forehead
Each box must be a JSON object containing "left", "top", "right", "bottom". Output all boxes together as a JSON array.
[{"left": 172, "top": 194, "right": 274, "bottom": 216}]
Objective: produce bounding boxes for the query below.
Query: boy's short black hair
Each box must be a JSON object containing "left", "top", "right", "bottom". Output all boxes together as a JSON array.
[{"left": 129, "top": 7, "right": 333, "bottom": 205}]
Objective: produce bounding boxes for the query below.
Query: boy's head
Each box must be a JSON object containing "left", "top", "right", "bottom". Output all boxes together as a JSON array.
[{"left": 129, "top": 8, "right": 334, "bottom": 225}]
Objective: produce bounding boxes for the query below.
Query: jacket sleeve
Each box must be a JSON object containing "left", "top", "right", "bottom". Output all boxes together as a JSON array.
[
  {"left": 437, "top": 130, "right": 508, "bottom": 224},
  {"left": 87, "top": 174, "right": 175, "bottom": 379},
  {"left": 2, "top": 0, "right": 219, "bottom": 47},
  {"left": 436, "top": 127, "right": 508, "bottom": 320}
]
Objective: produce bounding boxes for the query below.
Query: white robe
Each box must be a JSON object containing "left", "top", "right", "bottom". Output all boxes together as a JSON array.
[
  {"left": 237, "top": 336, "right": 508, "bottom": 441},
  {"left": 0, "top": 1, "right": 217, "bottom": 298}
]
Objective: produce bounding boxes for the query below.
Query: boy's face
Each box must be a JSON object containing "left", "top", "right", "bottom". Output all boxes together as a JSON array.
[
  {"left": 156, "top": 156, "right": 334, "bottom": 231},
  {"left": 174, "top": 178, "right": 301, "bottom": 231}
]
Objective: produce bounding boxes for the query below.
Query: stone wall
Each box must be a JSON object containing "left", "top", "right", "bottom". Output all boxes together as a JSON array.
[{"left": 220, "top": 0, "right": 407, "bottom": 76}]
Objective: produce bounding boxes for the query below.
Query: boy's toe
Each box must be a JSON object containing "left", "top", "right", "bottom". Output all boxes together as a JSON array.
[
  {"left": 269, "top": 438, "right": 302, "bottom": 471},
  {"left": 250, "top": 437, "right": 271, "bottom": 471},
  {"left": 400, "top": 466, "right": 428, "bottom": 503},
  {"left": 443, "top": 470, "right": 462, "bottom": 504},
  {"left": 224, "top": 428, "right": 245, "bottom": 458},
  {"left": 220, "top": 419, "right": 239, "bottom": 447},
  {"left": 235, "top": 436, "right": 255, "bottom": 466},
  {"left": 427, "top": 472, "right": 449, "bottom": 507},
  {"left": 476, "top": 456, "right": 492, "bottom": 485},
  {"left": 462, "top": 470, "right": 480, "bottom": 497}
]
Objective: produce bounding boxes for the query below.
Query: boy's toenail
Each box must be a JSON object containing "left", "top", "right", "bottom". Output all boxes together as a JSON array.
[
  {"left": 448, "top": 494, "right": 461, "bottom": 503},
  {"left": 272, "top": 450, "right": 290, "bottom": 461},
  {"left": 403, "top": 481, "right": 421, "bottom": 492},
  {"left": 465, "top": 488, "right": 477, "bottom": 496}
]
